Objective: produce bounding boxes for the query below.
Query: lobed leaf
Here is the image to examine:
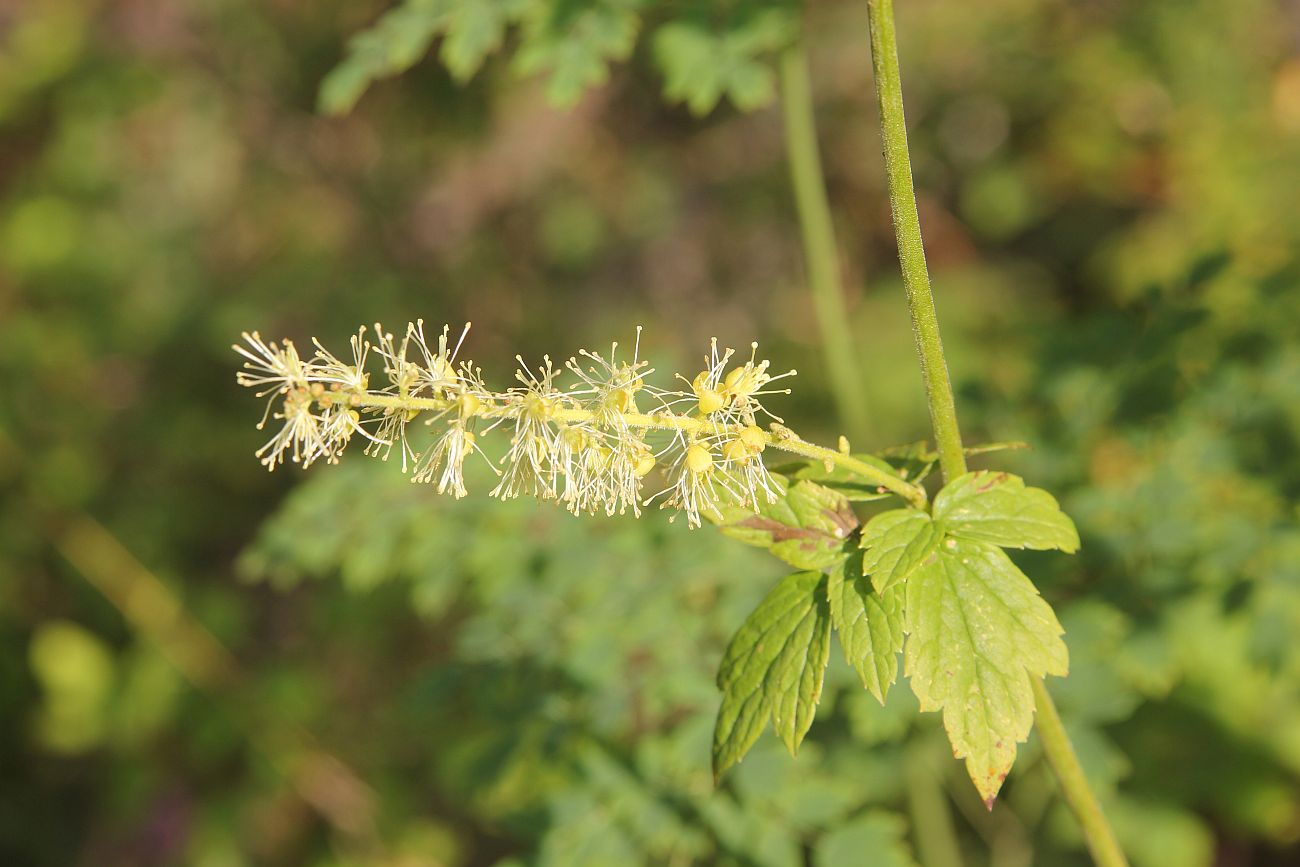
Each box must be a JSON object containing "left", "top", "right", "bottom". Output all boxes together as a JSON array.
[
  {"left": 858, "top": 509, "right": 944, "bottom": 594},
  {"left": 513, "top": 3, "right": 639, "bottom": 107},
  {"left": 440, "top": 0, "right": 523, "bottom": 82},
  {"left": 933, "top": 471, "right": 1080, "bottom": 553},
  {"left": 828, "top": 558, "right": 904, "bottom": 703},
  {"left": 318, "top": 1, "right": 456, "bottom": 115},
  {"left": 904, "top": 538, "right": 1069, "bottom": 804},
  {"left": 653, "top": 11, "right": 795, "bottom": 115},
  {"left": 714, "top": 570, "right": 831, "bottom": 779}
]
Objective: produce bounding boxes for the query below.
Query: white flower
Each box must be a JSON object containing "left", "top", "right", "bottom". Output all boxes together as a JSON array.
[
  {"left": 665, "top": 339, "right": 795, "bottom": 427},
  {"left": 238, "top": 325, "right": 803, "bottom": 524},
  {"left": 408, "top": 320, "right": 470, "bottom": 397},
  {"left": 718, "top": 342, "right": 796, "bottom": 425},
  {"left": 362, "top": 408, "right": 414, "bottom": 469},
  {"left": 255, "top": 388, "right": 325, "bottom": 469},
  {"left": 565, "top": 328, "right": 659, "bottom": 428},
  {"left": 371, "top": 323, "right": 421, "bottom": 394},
  {"left": 411, "top": 422, "right": 482, "bottom": 498},
  {"left": 719, "top": 426, "right": 779, "bottom": 508},
  {"left": 647, "top": 433, "right": 729, "bottom": 528},
  {"left": 310, "top": 327, "right": 371, "bottom": 392},
  {"left": 234, "top": 332, "right": 311, "bottom": 428}
]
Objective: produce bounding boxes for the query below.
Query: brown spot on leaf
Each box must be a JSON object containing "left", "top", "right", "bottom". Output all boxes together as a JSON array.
[
  {"left": 735, "top": 516, "right": 828, "bottom": 550},
  {"left": 824, "top": 503, "right": 860, "bottom": 537}
]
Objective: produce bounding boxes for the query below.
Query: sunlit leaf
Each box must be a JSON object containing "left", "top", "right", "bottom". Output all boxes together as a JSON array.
[
  {"left": 828, "top": 557, "right": 904, "bottom": 703},
  {"left": 714, "top": 477, "right": 857, "bottom": 570},
  {"left": 933, "top": 470, "right": 1080, "bottom": 552},
  {"left": 858, "top": 509, "right": 944, "bottom": 594},
  {"left": 905, "top": 538, "right": 1068, "bottom": 804},
  {"left": 714, "top": 570, "right": 831, "bottom": 779}
]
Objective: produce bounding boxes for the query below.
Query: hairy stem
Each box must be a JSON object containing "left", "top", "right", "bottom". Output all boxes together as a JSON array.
[
  {"left": 780, "top": 42, "right": 872, "bottom": 441},
  {"left": 866, "top": 0, "right": 965, "bottom": 482},
  {"left": 865, "top": 3, "right": 1129, "bottom": 865},
  {"left": 1032, "top": 679, "right": 1129, "bottom": 867},
  {"left": 349, "top": 391, "right": 928, "bottom": 507}
]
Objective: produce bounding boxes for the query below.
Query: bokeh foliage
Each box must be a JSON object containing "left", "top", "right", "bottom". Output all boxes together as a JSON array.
[{"left": 3, "top": 0, "right": 1300, "bottom": 864}]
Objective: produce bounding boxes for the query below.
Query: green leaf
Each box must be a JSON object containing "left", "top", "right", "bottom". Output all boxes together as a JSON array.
[
  {"left": 514, "top": 4, "right": 639, "bottom": 107},
  {"left": 814, "top": 811, "right": 918, "bottom": 867},
  {"left": 440, "top": 0, "right": 524, "bottom": 82},
  {"left": 905, "top": 537, "right": 1068, "bottom": 804},
  {"left": 828, "top": 558, "right": 904, "bottom": 703},
  {"left": 773, "top": 452, "right": 901, "bottom": 502},
  {"left": 933, "top": 470, "right": 1080, "bottom": 552},
  {"left": 714, "top": 571, "right": 831, "bottom": 779},
  {"left": 858, "top": 509, "right": 944, "bottom": 594},
  {"left": 874, "top": 440, "right": 938, "bottom": 486},
  {"left": 318, "top": 1, "right": 454, "bottom": 115},
  {"left": 652, "top": 11, "right": 795, "bottom": 115},
  {"left": 713, "top": 477, "right": 857, "bottom": 570}
]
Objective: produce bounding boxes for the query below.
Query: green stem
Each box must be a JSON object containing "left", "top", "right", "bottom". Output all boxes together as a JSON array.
[
  {"left": 866, "top": 0, "right": 965, "bottom": 482},
  {"left": 865, "top": 4, "right": 1130, "bottom": 866},
  {"left": 1031, "top": 679, "right": 1129, "bottom": 867},
  {"left": 779, "top": 42, "right": 872, "bottom": 442}
]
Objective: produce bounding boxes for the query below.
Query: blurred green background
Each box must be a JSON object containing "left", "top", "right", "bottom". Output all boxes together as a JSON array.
[{"left": 4, "top": 0, "right": 1300, "bottom": 864}]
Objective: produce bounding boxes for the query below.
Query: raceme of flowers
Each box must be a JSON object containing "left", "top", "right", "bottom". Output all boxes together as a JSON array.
[{"left": 233, "top": 323, "right": 813, "bottom": 527}]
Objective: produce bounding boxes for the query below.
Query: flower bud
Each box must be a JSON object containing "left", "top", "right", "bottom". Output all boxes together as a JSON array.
[
  {"left": 686, "top": 444, "right": 713, "bottom": 474},
  {"left": 739, "top": 425, "right": 766, "bottom": 453},
  {"left": 722, "top": 438, "right": 750, "bottom": 464}
]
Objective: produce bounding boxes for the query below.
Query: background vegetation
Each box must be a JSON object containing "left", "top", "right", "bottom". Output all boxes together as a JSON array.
[{"left": 3, "top": 0, "right": 1300, "bottom": 864}]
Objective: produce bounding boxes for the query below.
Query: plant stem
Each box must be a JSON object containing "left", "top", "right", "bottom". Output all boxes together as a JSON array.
[
  {"left": 348, "top": 391, "right": 929, "bottom": 507},
  {"left": 865, "top": 3, "right": 1130, "bottom": 866},
  {"left": 779, "top": 42, "right": 872, "bottom": 442},
  {"left": 1031, "top": 679, "right": 1129, "bottom": 867},
  {"left": 866, "top": 0, "right": 965, "bottom": 482}
]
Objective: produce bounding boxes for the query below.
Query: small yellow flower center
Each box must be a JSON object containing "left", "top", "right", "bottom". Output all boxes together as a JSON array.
[
  {"left": 458, "top": 391, "right": 481, "bottom": 416},
  {"left": 686, "top": 444, "right": 713, "bottom": 474},
  {"left": 739, "top": 425, "right": 766, "bottom": 453},
  {"left": 721, "top": 439, "right": 750, "bottom": 464}
]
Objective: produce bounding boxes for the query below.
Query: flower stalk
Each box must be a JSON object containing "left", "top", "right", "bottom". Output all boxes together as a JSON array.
[{"left": 234, "top": 325, "right": 927, "bottom": 526}]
